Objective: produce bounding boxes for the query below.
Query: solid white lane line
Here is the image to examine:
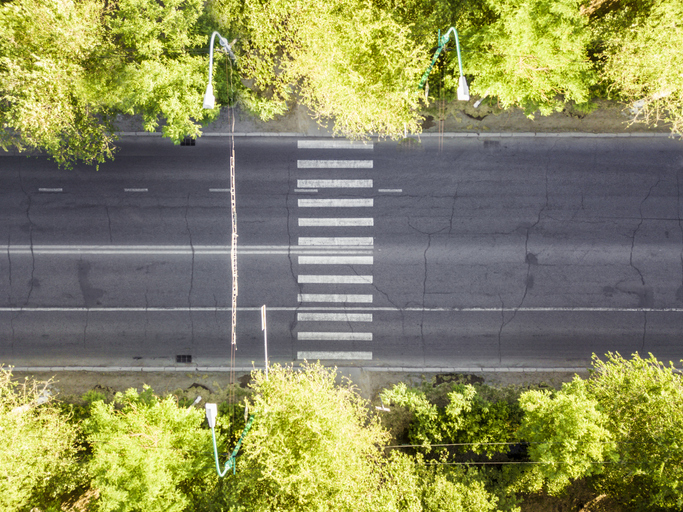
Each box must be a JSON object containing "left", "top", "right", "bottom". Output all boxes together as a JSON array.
[
  {"left": 38, "top": 188, "right": 63, "bottom": 193},
  {"left": 3, "top": 306, "right": 683, "bottom": 313},
  {"left": 124, "top": 188, "right": 148, "bottom": 192},
  {"left": 298, "top": 237, "right": 373, "bottom": 246},
  {"left": 298, "top": 332, "right": 372, "bottom": 340},
  {"left": 297, "top": 351, "right": 373, "bottom": 360},
  {"left": 378, "top": 189, "right": 402, "bottom": 193},
  {"left": 297, "top": 160, "right": 373, "bottom": 168},
  {"left": 209, "top": 188, "right": 230, "bottom": 192},
  {"left": 297, "top": 180, "right": 372, "bottom": 188},
  {"left": 298, "top": 256, "right": 374, "bottom": 265},
  {"left": 298, "top": 140, "right": 374, "bottom": 149},
  {"left": 298, "top": 198, "right": 373, "bottom": 207},
  {"left": 298, "top": 218, "right": 373, "bottom": 227},
  {"left": 294, "top": 189, "right": 318, "bottom": 193},
  {"left": 298, "top": 275, "right": 373, "bottom": 284},
  {"left": 298, "top": 313, "right": 373, "bottom": 322},
  {"left": 3, "top": 245, "right": 373, "bottom": 256},
  {"left": 297, "top": 294, "right": 373, "bottom": 303}
]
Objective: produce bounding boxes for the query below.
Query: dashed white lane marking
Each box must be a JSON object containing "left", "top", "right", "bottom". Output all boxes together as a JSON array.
[
  {"left": 3, "top": 306, "right": 682, "bottom": 313},
  {"left": 378, "top": 189, "right": 402, "bottom": 193},
  {"left": 297, "top": 294, "right": 373, "bottom": 303},
  {"left": 298, "top": 351, "right": 373, "bottom": 360},
  {"left": 298, "top": 237, "right": 373, "bottom": 246},
  {"left": 294, "top": 189, "right": 318, "bottom": 193},
  {"left": 124, "top": 188, "right": 148, "bottom": 192},
  {"left": 298, "top": 140, "right": 374, "bottom": 149},
  {"left": 298, "top": 256, "right": 373, "bottom": 265},
  {"left": 298, "top": 313, "right": 373, "bottom": 322},
  {"left": 297, "top": 160, "right": 373, "bottom": 169},
  {"left": 38, "top": 188, "right": 63, "bottom": 193},
  {"left": 298, "top": 275, "right": 373, "bottom": 284},
  {"left": 297, "top": 179, "right": 372, "bottom": 188},
  {"left": 298, "top": 218, "right": 373, "bottom": 227},
  {"left": 298, "top": 332, "right": 373, "bottom": 340},
  {"left": 209, "top": 188, "right": 230, "bottom": 192},
  {"left": 298, "top": 198, "right": 373, "bottom": 207}
]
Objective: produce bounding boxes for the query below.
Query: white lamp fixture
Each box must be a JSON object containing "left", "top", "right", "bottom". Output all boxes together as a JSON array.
[{"left": 203, "top": 32, "right": 237, "bottom": 110}]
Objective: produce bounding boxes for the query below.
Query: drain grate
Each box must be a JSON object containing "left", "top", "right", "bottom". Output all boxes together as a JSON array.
[
  {"left": 180, "top": 136, "right": 196, "bottom": 146},
  {"left": 176, "top": 354, "right": 192, "bottom": 363}
]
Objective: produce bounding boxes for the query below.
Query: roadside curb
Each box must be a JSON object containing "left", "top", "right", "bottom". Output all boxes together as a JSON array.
[
  {"left": 114, "top": 131, "right": 676, "bottom": 138},
  {"left": 10, "top": 366, "right": 588, "bottom": 373}
]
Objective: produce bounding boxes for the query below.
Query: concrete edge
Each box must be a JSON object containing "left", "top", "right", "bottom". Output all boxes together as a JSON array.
[
  {"left": 114, "top": 131, "right": 678, "bottom": 139},
  {"left": 9, "top": 366, "right": 589, "bottom": 373}
]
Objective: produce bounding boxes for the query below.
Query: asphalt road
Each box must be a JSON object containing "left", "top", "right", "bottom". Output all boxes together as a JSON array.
[{"left": 1, "top": 135, "right": 682, "bottom": 368}]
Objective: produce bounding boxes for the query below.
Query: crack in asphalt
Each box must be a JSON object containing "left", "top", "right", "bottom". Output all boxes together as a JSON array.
[
  {"left": 104, "top": 203, "right": 113, "bottom": 243},
  {"left": 448, "top": 184, "right": 459, "bottom": 235},
  {"left": 497, "top": 167, "right": 550, "bottom": 363},
  {"left": 83, "top": 309, "right": 89, "bottom": 345},
  {"left": 185, "top": 193, "right": 195, "bottom": 345},
  {"left": 407, "top": 219, "right": 448, "bottom": 365},
  {"left": 629, "top": 178, "right": 661, "bottom": 287},
  {"left": 18, "top": 170, "right": 35, "bottom": 304}
]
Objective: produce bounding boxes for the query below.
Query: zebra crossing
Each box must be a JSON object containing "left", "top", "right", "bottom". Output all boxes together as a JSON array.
[{"left": 294, "top": 139, "right": 375, "bottom": 361}]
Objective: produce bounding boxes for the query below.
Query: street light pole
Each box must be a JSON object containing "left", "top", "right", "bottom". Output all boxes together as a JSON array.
[
  {"left": 203, "top": 31, "right": 237, "bottom": 110},
  {"left": 418, "top": 27, "right": 469, "bottom": 101}
]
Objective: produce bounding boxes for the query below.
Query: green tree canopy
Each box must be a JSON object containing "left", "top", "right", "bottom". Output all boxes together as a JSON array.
[
  {"left": 0, "top": 367, "right": 80, "bottom": 511},
  {"left": 587, "top": 352, "right": 683, "bottom": 510},
  {"left": 208, "top": 0, "right": 429, "bottom": 139},
  {"left": 455, "top": 0, "right": 596, "bottom": 116},
  {"left": 84, "top": 386, "right": 213, "bottom": 512}
]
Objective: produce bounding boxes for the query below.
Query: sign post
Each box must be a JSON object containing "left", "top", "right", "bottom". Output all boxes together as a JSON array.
[{"left": 261, "top": 305, "right": 268, "bottom": 379}]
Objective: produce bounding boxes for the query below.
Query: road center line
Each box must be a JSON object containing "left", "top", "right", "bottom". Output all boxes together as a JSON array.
[{"left": 297, "top": 351, "right": 373, "bottom": 360}]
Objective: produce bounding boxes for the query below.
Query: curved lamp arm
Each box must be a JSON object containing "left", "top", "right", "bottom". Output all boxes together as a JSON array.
[
  {"left": 203, "top": 31, "right": 238, "bottom": 110},
  {"left": 418, "top": 27, "right": 469, "bottom": 101},
  {"left": 206, "top": 403, "right": 255, "bottom": 477}
]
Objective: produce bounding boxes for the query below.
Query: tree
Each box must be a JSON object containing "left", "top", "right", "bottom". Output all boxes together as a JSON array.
[
  {"left": 452, "top": 0, "right": 596, "bottom": 116},
  {"left": 0, "top": 0, "right": 218, "bottom": 169},
  {"left": 0, "top": 367, "right": 80, "bottom": 511},
  {"left": 0, "top": 0, "right": 117, "bottom": 169},
  {"left": 600, "top": 0, "right": 683, "bottom": 136},
  {"left": 419, "top": 462, "right": 499, "bottom": 512},
  {"left": 225, "top": 362, "right": 416, "bottom": 512},
  {"left": 208, "top": 0, "right": 429, "bottom": 139},
  {"left": 586, "top": 352, "right": 683, "bottom": 510},
  {"left": 84, "top": 386, "right": 214, "bottom": 512},
  {"left": 516, "top": 378, "right": 616, "bottom": 495}
]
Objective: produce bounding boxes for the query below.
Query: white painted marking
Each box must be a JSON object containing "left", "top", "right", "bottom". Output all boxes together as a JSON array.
[
  {"left": 298, "top": 199, "right": 373, "bottom": 207},
  {"left": 38, "top": 188, "right": 63, "bottom": 193},
  {"left": 3, "top": 245, "right": 372, "bottom": 256},
  {"left": 297, "top": 351, "right": 373, "bottom": 360},
  {"left": 124, "top": 188, "right": 148, "bottom": 192},
  {"left": 297, "top": 160, "right": 373, "bottom": 168},
  {"left": 297, "top": 294, "right": 373, "bottom": 303},
  {"left": 298, "top": 218, "right": 373, "bottom": 227},
  {"left": 209, "top": 188, "right": 230, "bottom": 192},
  {"left": 298, "top": 256, "right": 374, "bottom": 265},
  {"left": 298, "top": 237, "right": 373, "bottom": 246},
  {"left": 298, "top": 332, "right": 372, "bottom": 340},
  {"left": 294, "top": 189, "right": 318, "bottom": 193},
  {"left": 297, "top": 313, "right": 373, "bottom": 322},
  {"left": 2, "top": 306, "right": 683, "bottom": 313},
  {"left": 378, "top": 189, "right": 402, "bottom": 193},
  {"left": 297, "top": 180, "right": 372, "bottom": 188},
  {"left": 298, "top": 275, "right": 373, "bottom": 284},
  {"left": 298, "top": 140, "right": 373, "bottom": 149}
]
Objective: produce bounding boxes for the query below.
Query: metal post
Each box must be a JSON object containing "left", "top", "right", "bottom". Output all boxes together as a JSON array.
[{"left": 261, "top": 305, "right": 268, "bottom": 378}]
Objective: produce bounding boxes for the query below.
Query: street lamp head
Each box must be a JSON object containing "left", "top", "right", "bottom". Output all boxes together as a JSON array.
[
  {"left": 203, "top": 82, "right": 215, "bottom": 110},
  {"left": 205, "top": 403, "right": 218, "bottom": 428},
  {"left": 457, "top": 75, "right": 470, "bottom": 102}
]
